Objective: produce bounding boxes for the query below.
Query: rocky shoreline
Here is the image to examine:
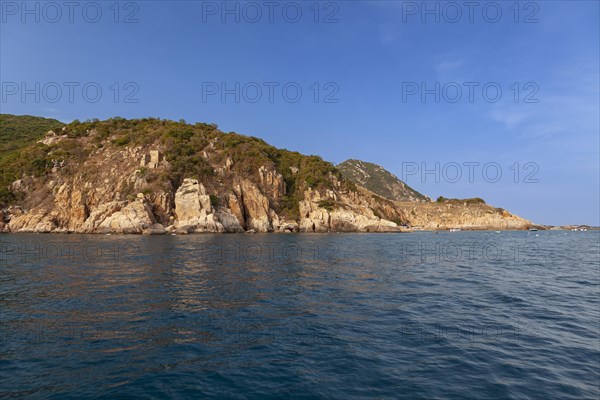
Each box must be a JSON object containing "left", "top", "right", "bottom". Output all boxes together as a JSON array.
[
  {"left": 0, "top": 176, "right": 533, "bottom": 235},
  {"left": 0, "top": 117, "right": 535, "bottom": 234}
]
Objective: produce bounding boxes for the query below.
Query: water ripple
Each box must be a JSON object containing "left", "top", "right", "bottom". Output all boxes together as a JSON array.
[{"left": 0, "top": 231, "right": 598, "bottom": 399}]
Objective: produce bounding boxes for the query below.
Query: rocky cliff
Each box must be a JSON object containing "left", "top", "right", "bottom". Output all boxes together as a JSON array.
[{"left": 0, "top": 115, "right": 532, "bottom": 233}]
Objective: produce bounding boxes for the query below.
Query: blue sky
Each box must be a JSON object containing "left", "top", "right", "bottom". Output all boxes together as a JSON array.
[{"left": 1, "top": 0, "right": 598, "bottom": 225}]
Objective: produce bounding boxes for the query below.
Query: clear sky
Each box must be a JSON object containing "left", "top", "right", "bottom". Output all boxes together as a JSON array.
[{"left": 1, "top": 0, "right": 598, "bottom": 226}]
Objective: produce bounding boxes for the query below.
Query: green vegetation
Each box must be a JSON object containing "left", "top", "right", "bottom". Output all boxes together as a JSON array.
[
  {"left": 0, "top": 114, "right": 64, "bottom": 153},
  {"left": 162, "top": 127, "right": 215, "bottom": 187},
  {"left": 337, "top": 159, "right": 428, "bottom": 202},
  {"left": 317, "top": 199, "right": 335, "bottom": 211},
  {"left": 112, "top": 136, "right": 130, "bottom": 146},
  {"left": 437, "top": 196, "right": 485, "bottom": 205},
  {"left": 209, "top": 194, "right": 220, "bottom": 208},
  {"left": 211, "top": 130, "right": 350, "bottom": 216},
  {"left": 0, "top": 115, "right": 67, "bottom": 206},
  {"left": 0, "top": 115, "right": 356, "bottom": 217}
]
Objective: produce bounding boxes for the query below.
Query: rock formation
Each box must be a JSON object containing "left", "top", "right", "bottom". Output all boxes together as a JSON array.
[
  {"left": 0, "top": 115, "right": 533, "bottom": 234},
  {"left": 173, "top": 178, "right": 243, "bottom": 233},
  {"left": 400, "top": 201, "right": 531, "bottom": 230}
]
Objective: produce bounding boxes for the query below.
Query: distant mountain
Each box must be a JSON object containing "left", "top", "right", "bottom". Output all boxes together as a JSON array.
[{"left": 337, "top": 159, "right": 430, "bottom": 203}]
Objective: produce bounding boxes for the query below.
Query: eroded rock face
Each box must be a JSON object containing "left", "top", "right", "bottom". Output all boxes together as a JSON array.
[
  {"left": 227, "top": 193, "right": 245, "bottom": 230},
  {"left": 5, "top": 193, "right": 166, "bottom": 234},
  {"left": 147, "top": 191, "right": 172, "bottom": 225},
  {"left": 54, "top": 183, "right": 88, "bottom": 231},
  {"left": 235, "top": 180, "right": 279, "bottom": 232},
  {"left": 298, "top": 188, "right": 400, "bottom": 233},
  {"left": 81, "top": 202, "right": 123, "bottom": 232},
  {"left": 258, "top": 165, "right": 285, "bottom": 199},
  {"left": 1, "top": 161, "right": 531, "bottom": 234},
  {"left": 7, "top": 210, "right": 55, "bottom": 233},
  {"left": 174, "top": 178, "right": 224, "bottom": 233},
  {"left": 174, "top": 178, "right": 202, "bottom": 226},
  {"left": 6, "top": 182, "right": 89, "bottom": 233},
  {"left": 215, "top": 209, "right": 244, "bottom": 233},
  {"left": 96, "top": 200, "right": 157, "bottom": 234}
]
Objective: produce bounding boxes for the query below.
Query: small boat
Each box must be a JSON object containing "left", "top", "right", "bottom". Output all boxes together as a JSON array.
[
  {"left": 449, "top": 228, "right": 461, "bottom": 232},
  {"left": 529, "top": 228, "right": 538, "bottom": 231}
]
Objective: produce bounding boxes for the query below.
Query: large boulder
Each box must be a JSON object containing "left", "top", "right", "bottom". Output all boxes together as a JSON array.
[
  {"left": 96, "top": 200, "right": 157, "bottom": 234},
  {"left": 174, "top": 178, "right": 224, "bottom": 232},
  {"left": 216, "top": 209, "right": 244, "bottom": 233}
]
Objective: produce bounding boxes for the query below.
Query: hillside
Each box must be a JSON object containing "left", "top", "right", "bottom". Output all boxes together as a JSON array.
[
  {"left": 0, "top": 116, "right": 408, "bottom": 233},
  {"left": 0, "top": 115, "right": 66, "bottom": 206},
  {"left": 0, "top": 115, "right": 532, "bottom": 233},
  {"left": 0, "top": 114, "right": 65, "bottom": 153},
  {"left": 337, "top": 159, "right": 430, "bottom": 202}
]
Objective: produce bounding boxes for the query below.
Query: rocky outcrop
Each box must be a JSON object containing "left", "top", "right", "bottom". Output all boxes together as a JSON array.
[
  {"left": 38, "top": 130, "right": 67, "bottom": 146},
  {"left": 258, "top": 165, "right": 285, "bottom": 199},
  {"left": 140, "top": 150, "right": 164, "bottom": 169},
  {"left": 298, "top": 188, "right": 401, "bottom": 232},
  {"left": 174, "top": 178, "right": 224, "bottom": 233},
  {"left": 4, "top": 195, "right": 163, "bottom": 234},
  {"left": 6, "top": 181, "right": 90, "bottom": 233},
  {"left": 400, "top": 201, "right": 531, "bottom": 230},
  {"left": 146, "top": 191, "right": 172, "bottom": 225},
  {"left": 95, "top": 199, "right": 157, "bottom": 234},
  {"left": 0, "top": 116, "right": 534, "bottom": 234},
  {"left": 54, "top": 183, "right": 89, "bottom": 231},
  {"left": 227, "top": 193, "right": 245, "bottom": 230},
  {"left": 6, "top": 209, "right": 56, "bottom": 233},
  {"left": 173, "top": 178, "right": 244, "bottom": 233},
  {"left": 1, "top": 175, "right": 529, "bottom": 234},
  {"left": 215, "top": 209, "right": 244, "bottom": 233},
  {"left": 234, "top": 180, "right": 279, "bottom": 232}
]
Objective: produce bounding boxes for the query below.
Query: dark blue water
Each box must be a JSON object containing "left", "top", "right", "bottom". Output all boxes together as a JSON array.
[{"left": 1, "top": 231, "right": 599, "bottom": 399}]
